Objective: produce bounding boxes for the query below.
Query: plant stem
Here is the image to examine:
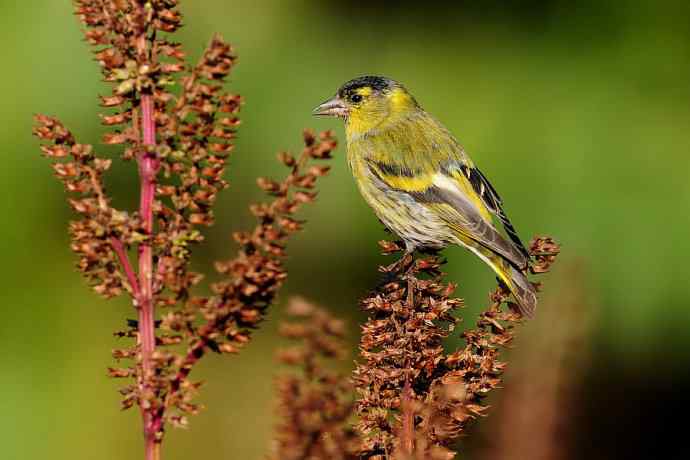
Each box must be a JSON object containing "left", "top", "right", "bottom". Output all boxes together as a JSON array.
[
  {"left": 400, "top": 379, "right": 415, "bottom": 456},
  {"left": 399, "top": 276, "right": 416, "bottom": 456},
  {"left": 145, "top": 438, "right": 161, "bottom": 460},
  {"left": 138, "top": 93, "right": 161, "bottom": 459},
  {"left": 111, "top": 237, "right": 141, "bottom": 297}
]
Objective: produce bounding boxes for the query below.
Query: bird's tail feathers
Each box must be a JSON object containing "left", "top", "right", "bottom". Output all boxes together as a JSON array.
[
  {"left": 490, "top": 257, "right": 537, "bottom": 317},
  {"left": 506, "top": 265, "right": 537, "bottom": 316},
  {"left": 458, "top": 238, "right": 538, "bottom": 316}
]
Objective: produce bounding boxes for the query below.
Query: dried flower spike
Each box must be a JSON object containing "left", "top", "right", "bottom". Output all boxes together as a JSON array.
[
  {"left": 34, "top": 2, "right": 336, "bottom": 459},
  {"left": 355, "top": 236, "right": 560, "bottom": 459},
  {"left": 270, "top": 297, "right": 360, "bottom": 460}
]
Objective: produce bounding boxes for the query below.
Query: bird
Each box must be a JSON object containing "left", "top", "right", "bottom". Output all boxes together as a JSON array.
[{"left": 313, "top": 75, "right": 537, "bottom": 315}]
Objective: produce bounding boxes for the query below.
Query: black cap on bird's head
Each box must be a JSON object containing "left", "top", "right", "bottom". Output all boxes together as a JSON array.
[
  {"left": 312, "top": 75, "right": 402, "bottom": 118},
  {"left": 336, "top": 75, "right": 395, "bottom": 99}
]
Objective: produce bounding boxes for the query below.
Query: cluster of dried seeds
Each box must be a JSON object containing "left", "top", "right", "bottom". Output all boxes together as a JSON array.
[
  {"left": 35, "top": 0, "right": 337, "bottom": 448},
  {"left": 353, "top": 237, "right": 560, "bottom": 459},
  {"left": 269, "top": 297, "right": 360, "bottom": 460}
]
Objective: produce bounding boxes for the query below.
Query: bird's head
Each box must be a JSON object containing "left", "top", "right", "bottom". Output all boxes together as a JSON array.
[{"left": 313, "top": 76, "right": 419, "bottom": 135}]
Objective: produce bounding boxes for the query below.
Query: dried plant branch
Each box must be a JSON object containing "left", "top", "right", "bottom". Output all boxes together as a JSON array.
[
  {"left": 111, "top": 236, "right": 141, "bottom": 296},
  {"left": 400, "top": 379, "right": 415, "bottom": 457},
  {"left": 354, "top": 237, "right": 561, "bottom": 459},
  {"left": 33, "top": 1, "right": 337, "bottom": 459},
  {"left": 269, "top": 297, "right": 360, "bottom": 460},
  {"left": 161, "top": 130, "right": 337, "bottom": 413}
]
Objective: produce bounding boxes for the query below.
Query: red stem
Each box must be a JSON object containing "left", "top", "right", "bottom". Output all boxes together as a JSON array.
[
  {"left": 111, "top": 237, "right": 140, "bottom": 297},
  {"left": 145, "top": 440, "right": 160, "bottom": 460},
  {"left": 138, "top": 93, "right": 161, "bottom": 459}
]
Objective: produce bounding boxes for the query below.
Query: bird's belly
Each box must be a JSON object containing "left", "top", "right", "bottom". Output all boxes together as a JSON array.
[{"left": 359, "top": 182, "right": 454, "bottom": 250}]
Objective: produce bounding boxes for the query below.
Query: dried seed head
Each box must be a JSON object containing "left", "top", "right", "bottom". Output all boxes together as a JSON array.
[
  {"left": 270, "top": 298, "right": 360, "bottom": 460},
  {"left": 157, "top": 131, "right": 336, "bottom": 432},
  {"left": 356, "top": 238, "right": 561, "bottom": 458},
  {"left": 36, "top": 0, "right": 338, "bottom": 444}
]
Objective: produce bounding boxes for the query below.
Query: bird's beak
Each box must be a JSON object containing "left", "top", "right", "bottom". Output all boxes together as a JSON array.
[{"left": 312, "top": 96, "right": 348, "bottom": 118}]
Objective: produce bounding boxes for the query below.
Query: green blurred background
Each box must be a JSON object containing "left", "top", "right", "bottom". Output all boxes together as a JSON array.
[{"left": 2, "top": 0, "right": 689, "bottom": 459}]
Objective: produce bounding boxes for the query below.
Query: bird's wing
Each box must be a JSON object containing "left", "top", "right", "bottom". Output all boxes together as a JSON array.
[
  {"left": 366, "top": 159, "right": 528, "bottom": 270},
  {"left": 424, "top": 172, "right": 529, "bottom": 269},
  {"left": 444, "top": 161, "right": 531, "bottom": 260},
  {"left": 407, "top": 114, "right": 530, "bottom": 260}
]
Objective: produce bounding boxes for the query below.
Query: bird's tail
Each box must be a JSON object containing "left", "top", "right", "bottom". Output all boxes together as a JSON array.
[{"left": 487, "top": 254, "right": 537, "bottom": 317}]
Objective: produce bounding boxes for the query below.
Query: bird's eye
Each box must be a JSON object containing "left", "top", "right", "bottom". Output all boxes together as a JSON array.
[{"left": 351, "top": 94, "right": 363, "bottom": 103}]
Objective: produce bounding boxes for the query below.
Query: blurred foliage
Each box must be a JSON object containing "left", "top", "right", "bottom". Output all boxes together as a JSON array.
[{"left": 1, "top": 0, "right": 689, "bottom": 459}]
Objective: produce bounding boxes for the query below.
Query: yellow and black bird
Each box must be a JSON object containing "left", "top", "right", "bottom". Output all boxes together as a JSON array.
[{"left": 313, "top": 76, "right": 537, "bottom": 315}]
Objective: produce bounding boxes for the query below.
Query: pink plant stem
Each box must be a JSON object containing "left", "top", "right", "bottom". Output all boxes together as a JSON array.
[
  {"left": 138, "top": 93, "right": 161, "bottom": 460},
  {"left": 145, "top": 440, "right": 160, "bottom": 460},
  {"left": 110, "top": 237, "right": 140, "bottom": 297}
]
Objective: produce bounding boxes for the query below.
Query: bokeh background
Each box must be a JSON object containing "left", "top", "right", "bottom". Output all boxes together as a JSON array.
[{"left": 2, "top": 0, "right": 689, "bottom": 459}]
